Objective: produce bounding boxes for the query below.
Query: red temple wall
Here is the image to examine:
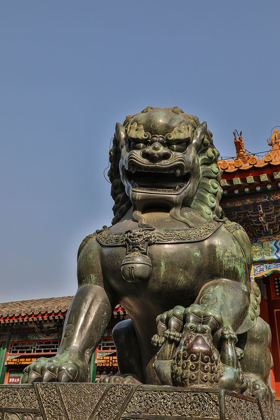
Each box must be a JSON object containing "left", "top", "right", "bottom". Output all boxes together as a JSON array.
[{"left": 262, "top": 275, "right": 280, "bottom": 399}]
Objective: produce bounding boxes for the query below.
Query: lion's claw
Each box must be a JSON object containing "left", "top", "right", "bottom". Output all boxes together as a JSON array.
[
  {"left": 98, "top": 374, "right": 141, "bottom": 384},
  {"left": 163, "top": 329, "right": 181, "bottom": 343},
  {"left": 220, "top": 327, "right": 237, "bottom": 344},
  {"left": 24, "top": 363, "right": 44, "bottom": 383},
  {"left": 155, "top": 304, "right": 222, "bottom": 348},
  {"left": 154, "top": 306, "right": 185, "bottom": 346},
  {"left": 22, "top": 353, "right": 86, "bottom": 383},
  {"left": 151, "top": 334, "right": 165, "bottom": 347},
  {"left": 58, "top": 362, "right": 78, "bottom": 382},
  {"left": 41, "top": 362, "right": 59, "bottom": 382}
]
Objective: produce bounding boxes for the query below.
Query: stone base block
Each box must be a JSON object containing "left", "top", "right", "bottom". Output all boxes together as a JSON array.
[{"left": 0, "top": 383, "right": 278, "bottom": 420}]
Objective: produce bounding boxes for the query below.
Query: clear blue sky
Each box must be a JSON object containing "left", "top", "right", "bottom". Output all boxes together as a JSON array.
[{"left": 1, "top": 1, "right": 280, "bottom": 302}]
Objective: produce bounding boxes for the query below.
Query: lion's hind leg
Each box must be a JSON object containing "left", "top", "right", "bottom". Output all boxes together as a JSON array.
[
  {"left": 238, "top": 317, "right": 274, "bottom": 401},
  {"left": 98, "top": 319, "right": 143, "bottom": 384}
]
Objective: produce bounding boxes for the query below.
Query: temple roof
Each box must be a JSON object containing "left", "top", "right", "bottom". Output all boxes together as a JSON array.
[
  {"left": 0, "top": 296, "right": 73, "bottom": 321},
  {"left": 0, "top": 296, "right": 127, "bottom": 324},
  {"left": 218, "top": 129, "right": 280, "bottom": 173},
  {"left": 217, "top": 130, "right": 280, "bottom": 239}
]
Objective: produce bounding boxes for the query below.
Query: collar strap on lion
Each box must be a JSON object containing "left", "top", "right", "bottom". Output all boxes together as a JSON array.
[{"left": 96, "top": 220, "right": 224, "bottom": 248}]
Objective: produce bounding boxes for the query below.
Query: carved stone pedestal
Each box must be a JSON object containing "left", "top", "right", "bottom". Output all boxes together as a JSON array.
[{"left": 0, "top": 383, "right": 278, "bottom": 420}]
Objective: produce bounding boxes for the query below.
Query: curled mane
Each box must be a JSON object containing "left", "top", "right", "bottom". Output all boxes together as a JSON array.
[
  {"left": 190, "top": 125, "right": 223, "bottom": 220},
  {"left": 108, "top": 107, "right": 223, "bottom": 225},
  {"left": 108, "top": 134, "right": 131, "bottom": 225}
]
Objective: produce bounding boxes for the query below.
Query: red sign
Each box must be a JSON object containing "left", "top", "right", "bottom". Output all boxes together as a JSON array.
[{"left": 8, "top": 376, "right": 21, "bottom": 384}]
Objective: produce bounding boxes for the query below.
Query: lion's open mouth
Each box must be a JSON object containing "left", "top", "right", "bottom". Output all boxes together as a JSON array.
[{"left": 125, "top": 169, "right": 191, "bottom": 193}]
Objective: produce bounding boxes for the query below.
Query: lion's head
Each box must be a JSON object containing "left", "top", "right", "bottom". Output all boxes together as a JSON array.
[{"left": 108, "top": 107, "right": 223, "bottom": 225}]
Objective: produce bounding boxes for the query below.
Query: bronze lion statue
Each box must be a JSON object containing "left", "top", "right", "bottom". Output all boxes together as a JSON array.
[{"left": 23, "top": 107, "right": 273, "bottom": 402}]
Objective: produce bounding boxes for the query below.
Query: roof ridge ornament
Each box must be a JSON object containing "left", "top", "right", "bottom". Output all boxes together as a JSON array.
[
  {"left": 265, "top": 129, "right": 280, "bottom": 164},
  {"left": 218, "top": 127, "right": 280, "bottom": 172},
  {"left": 269, "top": 129, "right": 280, "bottom": 151},
  {"left": 233, "top": 130, "right": 249, "bottom": 162}
]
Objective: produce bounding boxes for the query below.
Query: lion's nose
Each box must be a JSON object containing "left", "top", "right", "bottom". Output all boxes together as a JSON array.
[
  {"left": 142, "top": 143, "right": 171, "bottom": 162},
  {"left": 152, "top": 142, "right": 161, "bottom": 151}
]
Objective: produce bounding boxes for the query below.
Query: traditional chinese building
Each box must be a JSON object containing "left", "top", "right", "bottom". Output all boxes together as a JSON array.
[
  {"left": 0, "top": 296, "right": 72, "bottom": 384},
  {"left": 218, "top": 128, "right": 280, "bottom": 398},
  {"left": 0, "top": 297, "right": 126, "bottom": 384}
]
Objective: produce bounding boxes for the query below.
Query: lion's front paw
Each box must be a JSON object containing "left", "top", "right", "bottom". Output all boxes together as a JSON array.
[
  {"left": 21, "top": 352, "right": 88, "bottom": 383},
  {"left": 251, "top": 378, "right": 270, "bottom": 401},
  {"left": 184, "top": 304, "right": 222, "bottom": 334},
  {"left": 220, "top": 327, "right": 237, "bottom": 343},
  {"left": 154, "top": 305, "right": 185, "bottom": 344}
]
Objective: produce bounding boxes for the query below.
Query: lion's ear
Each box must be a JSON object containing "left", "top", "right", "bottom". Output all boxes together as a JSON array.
[
  {"left": 115, "top": 123, "right": 127, "bottom": 147},
  {"left": 193, "top": 122, "right": 207, "bottom": 149}
]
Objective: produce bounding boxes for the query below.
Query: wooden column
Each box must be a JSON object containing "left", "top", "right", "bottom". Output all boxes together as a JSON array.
[{"left": 0, "top": 340, "right": 8, "bottom": 384}]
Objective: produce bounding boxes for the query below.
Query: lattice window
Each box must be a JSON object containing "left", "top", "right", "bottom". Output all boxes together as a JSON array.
[
  {"left": 34, "top": 341, "right": 60, "bottom": 353},
  {"left": 9, "top": 340, "right": 60, "bottom": 354},
  {"left": 98, "top": 338, "right": 116, "bottom": 351}
]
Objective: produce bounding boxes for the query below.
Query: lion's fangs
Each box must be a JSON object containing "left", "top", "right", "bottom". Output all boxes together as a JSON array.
[
  {"left": 130, "top": 182, "right": 186, "bottom": 193},
  {"left": 125, "top": 167, "right": 189, "bottom": 193}
]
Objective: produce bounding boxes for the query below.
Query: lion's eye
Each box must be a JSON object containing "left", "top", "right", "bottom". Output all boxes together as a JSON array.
[
  {"left": 169, "top": 142, "right": 187, "bottom": 152},
  {"left": 130, "top": 141, "right": 145, "bottom": 150}
]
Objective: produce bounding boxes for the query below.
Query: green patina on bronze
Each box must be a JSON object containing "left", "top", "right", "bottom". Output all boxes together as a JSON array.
[{"left": 22, "top": 107, "right": 274, "bottom": 409}]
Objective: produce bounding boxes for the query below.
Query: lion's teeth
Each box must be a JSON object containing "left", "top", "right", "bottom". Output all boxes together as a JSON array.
[
  {"left": 175, "top": 169, "right": 181, "bottom": 177},
  {"left": 131, "top": 165, "right": 137, "bottom": 173}
]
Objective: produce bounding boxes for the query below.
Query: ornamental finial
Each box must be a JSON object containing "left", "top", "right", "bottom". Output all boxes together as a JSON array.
[{"left": 233, "top": 130, "right": 248, "bottom": 159}]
